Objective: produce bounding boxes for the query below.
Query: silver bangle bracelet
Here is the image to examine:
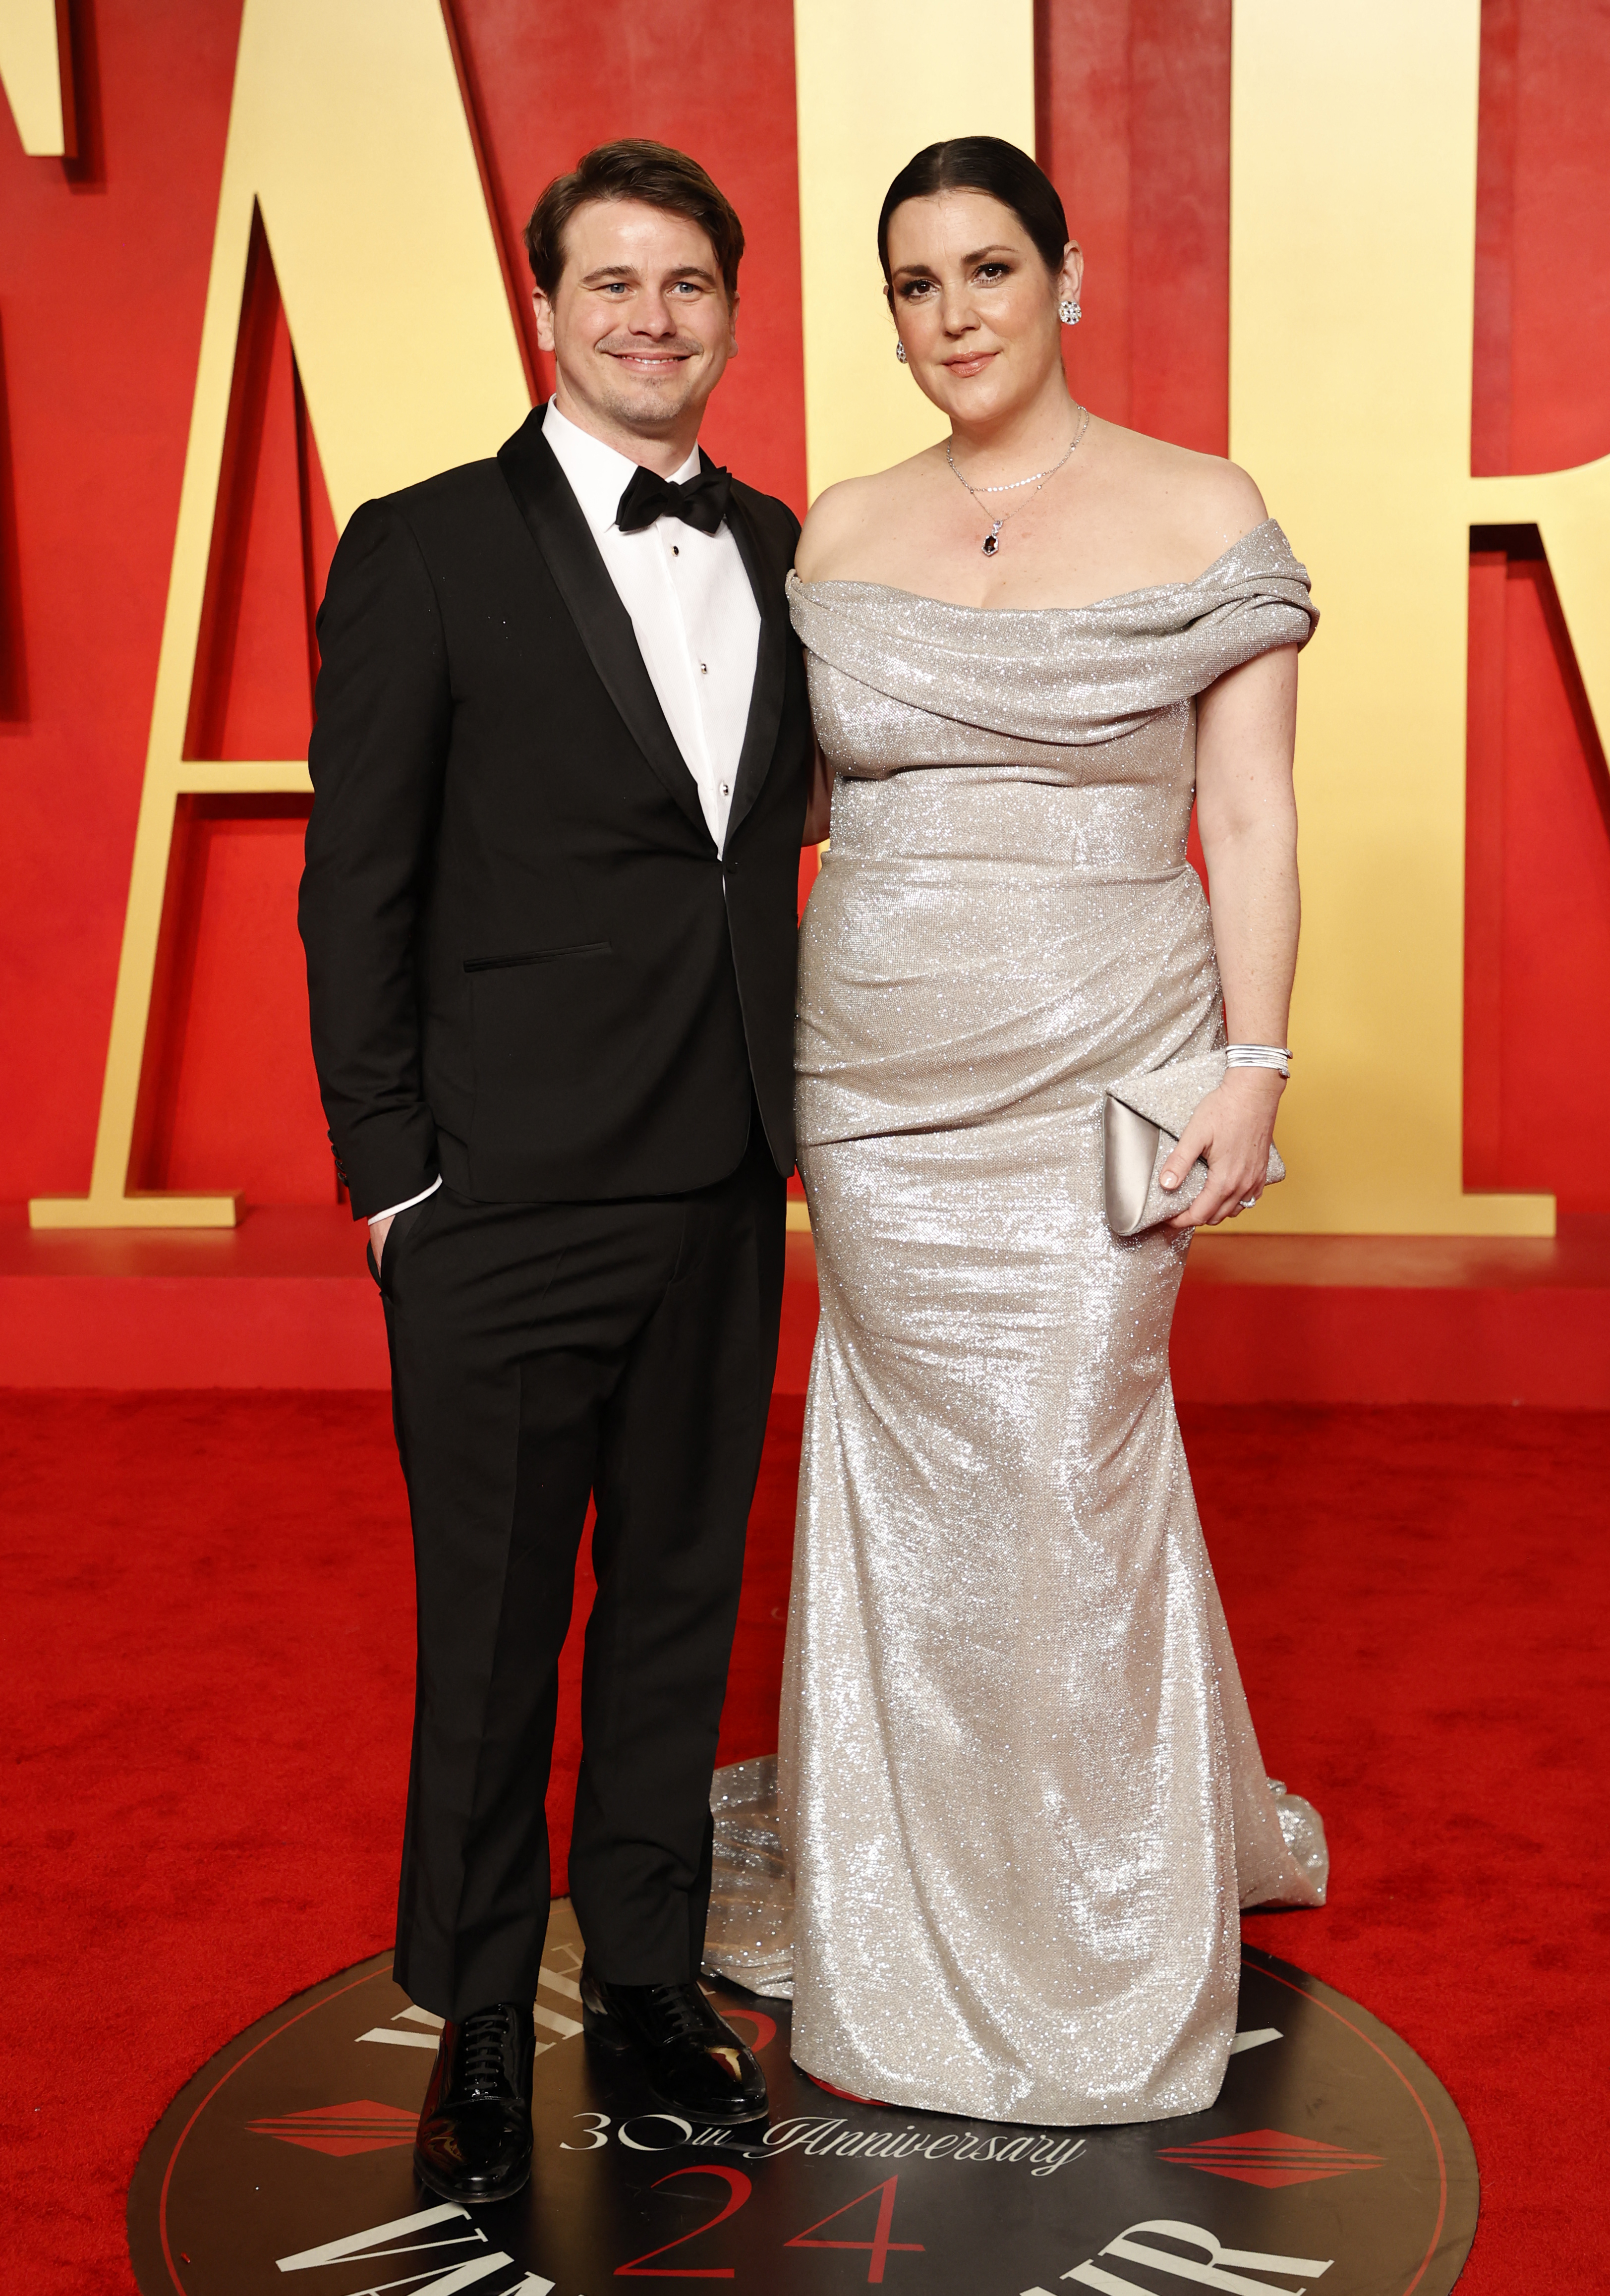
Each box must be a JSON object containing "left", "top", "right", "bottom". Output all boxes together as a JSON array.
[{"left": 1224, "top": 1043, "right": 1292, "bottom": 1078}]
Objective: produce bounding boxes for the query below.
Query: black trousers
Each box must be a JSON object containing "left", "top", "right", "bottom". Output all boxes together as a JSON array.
[{"left": 378, "top": 1121, "right": 784, "bottom": 2020}]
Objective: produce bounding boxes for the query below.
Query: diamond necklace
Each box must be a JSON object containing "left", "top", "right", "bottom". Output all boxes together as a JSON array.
[{"left": 946, "top": 404, "right": 1090, "bottom": 556}]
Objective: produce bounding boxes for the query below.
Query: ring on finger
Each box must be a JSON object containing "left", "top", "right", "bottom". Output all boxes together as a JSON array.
[{"left": 1238, "top": 1196, "right": 1257, "bottom": 1210}]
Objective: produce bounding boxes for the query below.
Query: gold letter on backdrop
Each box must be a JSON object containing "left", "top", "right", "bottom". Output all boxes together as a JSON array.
[
  {"left": 1231, "top": 0, "right": 1605, "bottom": 1235},
  {"left": 0, "top": 0, "right": 70, "bottom": 157},
  {"left": 31, "top": 0, "right": 529, "bottom": 1227},
  {"left": 792, "top": 0, "right": 1035, "bottom": 498}
]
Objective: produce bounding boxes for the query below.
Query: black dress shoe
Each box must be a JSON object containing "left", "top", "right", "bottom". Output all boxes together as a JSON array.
[
  {"left": 414, "top": 2002, "right": 535, "bottom": 2204},
  {"left": 579, "top": 1956, "right": 769, "bottom": 2124}
]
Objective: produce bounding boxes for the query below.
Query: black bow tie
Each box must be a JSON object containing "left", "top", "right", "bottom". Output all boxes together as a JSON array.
[{"left": 616, "top": 459, "right": 732, "bottom": 537}]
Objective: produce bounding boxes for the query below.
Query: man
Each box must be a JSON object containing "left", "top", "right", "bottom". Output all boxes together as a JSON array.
[{"left": 299, "top": 140, "right": 820, "bottom": 2205}]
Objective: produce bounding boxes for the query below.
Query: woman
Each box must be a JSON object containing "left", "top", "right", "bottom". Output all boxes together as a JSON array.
[{"left": 780, "top": 137, "right": 1324, "bottom": 2126}]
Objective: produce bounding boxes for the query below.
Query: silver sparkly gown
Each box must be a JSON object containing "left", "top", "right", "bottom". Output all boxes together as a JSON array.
[{"left": 776, "top": 520, "right": 1325, "bottom": 2128}]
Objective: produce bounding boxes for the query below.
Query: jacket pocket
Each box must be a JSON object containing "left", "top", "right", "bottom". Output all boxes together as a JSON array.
[{"left": 462, "top": 940, "right": 613, "bottom": 974}]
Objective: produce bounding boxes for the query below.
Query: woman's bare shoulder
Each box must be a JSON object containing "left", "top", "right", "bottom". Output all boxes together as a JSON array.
[
  {"left": 795, "top": 450, "right": 937, "bottom": 582},
  {"left": 1089, "top": 419, "right": 1270, "bottom": 567},
  {"left": 1175, "top": 452, "right": 1270, "bottom": 562}
]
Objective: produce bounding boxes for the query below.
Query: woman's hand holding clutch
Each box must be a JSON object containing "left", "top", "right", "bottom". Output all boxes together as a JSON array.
[{"left": 1161, "top": 1067, "right": 1284, "bottom": 1229}]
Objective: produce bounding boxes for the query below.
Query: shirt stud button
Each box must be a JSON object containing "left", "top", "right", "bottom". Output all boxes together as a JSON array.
[
  {"left": 720, "top": 780, "right": 730, "bottom": 795},
  {"left": 671, "top": 544, "right": 679, "bottom": 556},
  {"left": 699, "top": 662, "right": 708, "bottom": 674}
]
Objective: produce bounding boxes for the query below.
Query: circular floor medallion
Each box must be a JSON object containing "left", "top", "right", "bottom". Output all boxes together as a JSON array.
[{"left": 129, "top": 1903, "right": 1477, "bottom": 2296}]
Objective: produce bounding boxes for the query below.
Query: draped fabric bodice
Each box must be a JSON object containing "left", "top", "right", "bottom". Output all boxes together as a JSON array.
[
  {"left": 785, "top": 525, "right": 1317, "bottom": 1157},
  {"left": 789, "top": 516, "right": 1316, "bottom": 780}
]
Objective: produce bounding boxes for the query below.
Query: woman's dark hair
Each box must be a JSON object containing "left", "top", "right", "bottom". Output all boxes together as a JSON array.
[
  {"left": 876, "top": 136, "right": 1069, "bottom": 289},
  {"left": 525, "top": 138, "right": 745, "bottom": 302}
]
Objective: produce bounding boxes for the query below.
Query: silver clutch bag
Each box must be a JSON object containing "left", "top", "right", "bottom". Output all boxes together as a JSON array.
[{"left": 1103, "top": 1048, "right": 1286, "bottom": 1238}]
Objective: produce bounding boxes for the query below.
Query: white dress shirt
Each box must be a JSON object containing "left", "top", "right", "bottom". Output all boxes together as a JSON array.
[
  {"left": 371, "top": 400, "right": 761, "bottom": 1228},
  {"left": 541, "top": 399, "right": 760, "bottom": 849}
]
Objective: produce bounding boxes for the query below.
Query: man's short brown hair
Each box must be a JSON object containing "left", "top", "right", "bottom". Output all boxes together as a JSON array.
[{"left": 524, "top": 139, "right": 745, "bottom": 303}]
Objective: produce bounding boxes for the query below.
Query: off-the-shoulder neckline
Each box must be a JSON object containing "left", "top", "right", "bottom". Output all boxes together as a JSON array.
[{"left": 786, "top": 517, "right": 1293, "bottom": 620}]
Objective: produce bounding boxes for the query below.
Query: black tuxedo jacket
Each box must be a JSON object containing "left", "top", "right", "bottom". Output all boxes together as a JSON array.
[{"left": 299, "top": 409, "right": 812, "bottom": 1217}]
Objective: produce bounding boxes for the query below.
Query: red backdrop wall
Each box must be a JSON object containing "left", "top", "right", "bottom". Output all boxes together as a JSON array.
[{"left": 0, "top": 0, "right": 1607, "bottom": 1215}]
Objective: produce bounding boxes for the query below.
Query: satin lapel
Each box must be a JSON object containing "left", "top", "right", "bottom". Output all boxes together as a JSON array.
[
  {"left": 723, "top": 484, "right": 789, "bottom": 842},
  {"left": 496, "top": 413, "right": 709, "bottom": 842}
]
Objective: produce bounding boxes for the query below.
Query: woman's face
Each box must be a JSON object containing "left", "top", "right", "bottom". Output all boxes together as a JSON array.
[{"left": 884, "top": 189, "right": 1079, "bottom": 428}]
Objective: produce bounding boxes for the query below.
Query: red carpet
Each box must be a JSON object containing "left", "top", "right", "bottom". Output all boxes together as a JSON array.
[{"left": 3, "top": 1393, "right": 1605, "bottom": 2290}]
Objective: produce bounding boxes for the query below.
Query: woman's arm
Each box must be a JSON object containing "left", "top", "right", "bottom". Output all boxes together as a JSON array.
[
  {"left": 1161, "top": 641, "right": 1301, "bottom": 1228},
  {"left": 802, "top": 740, "right": 833, "bottom": 845},
  {"left": 795, "top": 487, "right": 858, "bottom": 844}
]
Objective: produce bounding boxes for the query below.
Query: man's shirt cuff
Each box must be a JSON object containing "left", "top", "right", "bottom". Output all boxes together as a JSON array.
[{"left": 368, "top": 1176, "right": 442, "bottom": 1224}]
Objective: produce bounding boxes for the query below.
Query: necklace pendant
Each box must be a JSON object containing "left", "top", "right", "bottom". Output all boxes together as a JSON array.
[{"left": 982, "top": 525, "right": 1002, "bottom": 556}]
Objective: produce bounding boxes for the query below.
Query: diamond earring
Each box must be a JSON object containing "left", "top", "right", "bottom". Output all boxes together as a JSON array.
[
  {"left": 895, "top": 340, "right": 908, "bottom": 363},
  {"left": 1059, "top": 299, "right": 1082, "bottom": 325}
]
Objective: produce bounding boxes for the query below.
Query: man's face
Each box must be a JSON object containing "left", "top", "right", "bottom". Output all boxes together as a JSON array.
[{"left": 534, "top": 197, "right": 738, "bottom": 446}]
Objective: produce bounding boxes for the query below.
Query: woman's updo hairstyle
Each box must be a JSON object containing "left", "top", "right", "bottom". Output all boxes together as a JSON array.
[{"left": 876, "top": 136, "right": 1070, "bottom": 295}]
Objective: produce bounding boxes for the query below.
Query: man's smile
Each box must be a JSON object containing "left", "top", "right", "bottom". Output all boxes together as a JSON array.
[{"left": 603, "top": 345, "right": 695, "bottom": 371}]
